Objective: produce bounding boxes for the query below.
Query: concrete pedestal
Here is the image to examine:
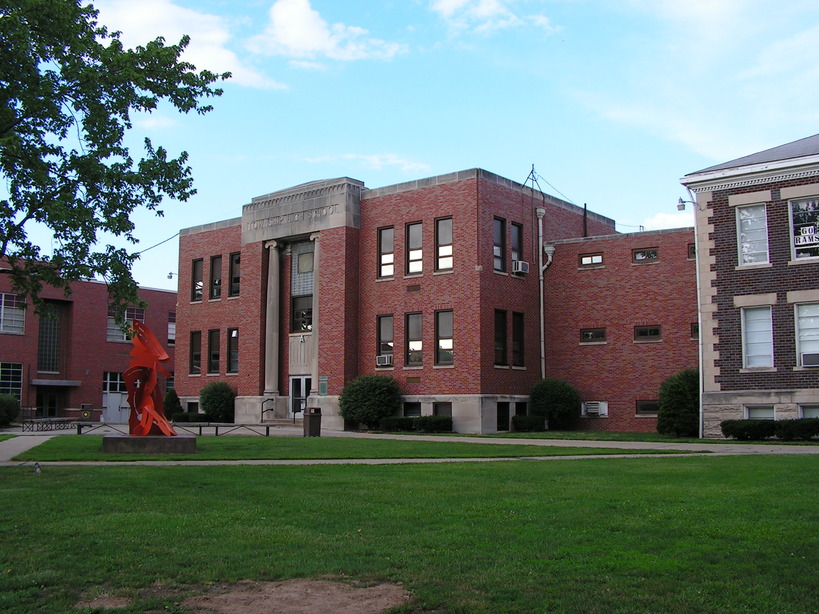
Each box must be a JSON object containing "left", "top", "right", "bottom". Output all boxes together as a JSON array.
[{"left": 102, "top": 435, "right": 197, "bottom": 454}]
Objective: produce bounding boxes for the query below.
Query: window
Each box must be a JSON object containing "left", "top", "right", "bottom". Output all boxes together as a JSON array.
[
  {"left": 790, "top": 198, "right": 819, "bottom": 260},
  {"left": 210, "top": 255, "right": 222, "bottom": 299},
  {"left": 107, "top": 306, "right": 144, "bottom": 342},
  {"left": 37, "top": 303, "right": 61, "bottom": 372},
  {"left": 168, "top": 311, "right": 176, "bottom": 346},
  {"left": 636, "top": 400, "right": 659, "bottom": 415},
  {"left": 746, "top": 405, "right": 774, "bottom": 420},
  {"left": 497, "top": 401, "right": 510, "bottom": 431},
  {"left": 406, "top": 312, "right": 422, "bottom": 366},
  {"left": 191, "top": 258, "right": 203, "bottom": 301},
  {"left": 493, "top": 218, "right": 506, "bottom": 271},
  {"left": 376, "top": 315, "right": 394, "bottom": 367},
  {"left": 435, "top": 310, "right": 454, "bottom": 365},
  {"left": 0, "top": 293, "right": 25, "bottom": 334},
  {"left": 406, "top": 222, "right": 423, "bottom": 274},
  {"left": 189, "top": 331, "right": 201, "bottom": 374},
  {"left": 800, "top": 404, "right": 819, "bottom": 418},
  {"left": 796, "top": 303, "right": 819, "bottom": 366},
  {"left": 227, "top": 328, "right": 239, "bottom": 373},
  {"left": 512, "top": 312, "right": 524, "bottom": 366},
  {"left": 0, "top": 362, "right": 23, "bottom": 399},
  {"left": 494, "top": 309, "right": 507, "bottom": 365},
  {"left": 434, "top": 402, "right": 452, "bottom": 417},
  {"left": 515, "top": 402, "right": 528, "bottom": 416},
  {"left": 691, "top": 323, "right": 699, "bottom": 340},
  {"left": 435, "top": 217, "right": 453, "bottom": 271},
  {"left": 103, "top": 372, "right": 127, "bottom": 393},
  {"left": 298, "top": 252, "right": 314, "bottom": 273},
  {"left": 581, "top": 328, "right": 606, "bottom": 343},
  {"left": 378, "top": 227, "right": 394, "bottom": 278},
  {"left": 737, "top": 204, "right": 769, "bottom": 265},
  {"left": 511, "top": 222, "right": 523, "bottom": 263},
  {"left": 632, "top": 247, "right": 659, "bottom": 263},
  {"left": 228, "top": 252, "right": 241, "bottom": 296},
  {"left": 579, "top": 253, "right": 603, "bottom": 267},
  {"left": 688, "top": 243, "right": 696, "bottom": 259},
  {"left": 207, "top": 330, "right": 220, "bottom": 374},
  {"left": 404, "top": 402, "right": 422, "bottom": 417},
  {"left": 291, "top": 296, "right": 312, "bottom": 332},
  {"left": 634, "top": 325, "right": 661, "bottom": 342},
  {"left": 742, "top": 306, "right": 773, "bottom": 368}
]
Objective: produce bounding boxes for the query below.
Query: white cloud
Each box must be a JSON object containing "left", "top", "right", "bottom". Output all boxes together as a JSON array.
[
  {"left": 304, "top": 153, "right": 431, "bottom": 174},
  {"left": 639, "top": 210, "right": 694, "bottom": 231},
  {"left": 430, "top": 0, "right": 558, "bottom": 33},
  {"left": 247, "top": 0, "right": 406, "bottom": 61},
  {"left": 94, "top": 0, "right": 284, "bottom": 90},
  {"left": 134, "top": 114, "right": 177, "bottom": 130}
]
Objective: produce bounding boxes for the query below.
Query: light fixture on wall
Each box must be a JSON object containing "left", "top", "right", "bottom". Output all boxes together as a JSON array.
[
  {"left": 167, "top": 272, "right": 177, "bottom": 279},
  {"left": 678, "top": 197, "right": 707, "bottom": 211}
]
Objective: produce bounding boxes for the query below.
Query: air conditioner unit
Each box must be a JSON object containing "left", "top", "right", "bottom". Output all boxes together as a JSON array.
[
  {"left": 802, "top": 353, "right": 819, "bottom": 367},
  {"left": 376, "top": 354, "right": 393, "bottom": 367},
  {"left": 512, "top": 260, "right": 530, "bottom": 274},
  {"left": 583, "top": 401, "right": 608, "bottom": 417}
]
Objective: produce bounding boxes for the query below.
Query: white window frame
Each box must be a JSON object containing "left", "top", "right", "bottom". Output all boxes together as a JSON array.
[
  {"left": 795, "top": 303, "right": 819, "bottom": 367},
  {"left": 789, "top": 197, "right": 819, "bottom": 261},
  {"left": 0, "top": 362, "right": 23, "bottom": 399},
  {"left": 799, "top": 404, "right": 819, "bottom": 418},
  {"left": 736, "top": 204, "right": 769, "bottom": 265},
  {"left": 741, "top": 306, "right": 773, "bottom": 368},
  {"left": 107, "top": 307, "right": 145, "bottom": 342},
  {"left": 0, "top": 293, "right": 25, "bottom": 334},
  {"left": 745, "top": 405, "right": 775, "bottom": 420}
]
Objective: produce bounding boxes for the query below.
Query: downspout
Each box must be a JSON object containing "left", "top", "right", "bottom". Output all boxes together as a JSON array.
[
  {"left": 536, "top": 208, "right": 554, "bottom": 380},
  {"left": 687, "top": 185, "right": 705, "bottom": 439}
]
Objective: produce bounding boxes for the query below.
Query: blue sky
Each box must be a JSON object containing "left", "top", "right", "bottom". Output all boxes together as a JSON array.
[{"left": 81, "top": 0, "right": 819, "bottom": 290}]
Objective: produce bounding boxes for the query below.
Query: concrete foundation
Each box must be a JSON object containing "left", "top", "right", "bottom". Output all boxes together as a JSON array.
[{"left": 102, "top": 435, "right": 197, "bottom": 454}]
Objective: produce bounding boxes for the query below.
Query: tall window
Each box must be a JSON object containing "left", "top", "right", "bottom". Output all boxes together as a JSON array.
[
  {"left": 208, "top": 330, "right": 220, "bottom": 374},
  {"left": 210, "top": 255, "right": 222, "bottom": 299},
  {"left": 227, "top": 328, "right": 239, "bottom": 373},
  {"left": 742, "top": 306, "right": 773, "bottom": 368},
  {"left": 377, "top": 315, "right": 394, "bottom": 362},
  {"left": 493, "top": 218, "right": 506, "bottom": 271},
  {"left": 38, "top": 303, "right": 61, "bottom": 373},
  {"left": 378, "top": 227, "right": 394, "bottom": 278},
  {"left": 406, "top": 222, "right": 423, "bottom": 274},
  {"left": 167, "top": 311, "right": 176, "bottom": 346},
  {"left": 191, "top": 258, "right": 203, "bottom": 301},
  {"left": 0, "top": 293, "right": 25, "bottom": 334},
  {"left": 189, "top": 331, "right": 201, "bottom": 374},
  {"left": 228, "top": 252, "right": 241, "bottom": 296},
  {"left": 435, "top": 217, "right": 453, "bottom": 271},
  {"left": 512, "top": 312, "right": 524, "bottom": 366},
  {"left": 406, "top": 312, "right": 422, "bottom": 366},
  {"left": 291, "top": 296, "right": 312, "bottom": 332},
  {"left": 511, "top": 222, "right": 523, "bottom": 263},
  {"left": 0, "top": 362, "right": 23, "bottom": 399},
  {"left": 435, "top": 310, "right": 454, "bottom": 365},
  {"left": 291, "top": 242, "right": 314, "bottom": 332},
  {"left": 790, "top": 198, "right": 819, "bottom": 260},
  {"left": 107, "top": 306, "right": 144, "bottom": 342},
  {"left": 494, "top": 309, "right": 507, "bottom": 365},
  {"left": 737, "top": 204, "right": 769, "bottom": 265},
  {"left": 796, "top": 303, "right": 819, "bottom": 366}
]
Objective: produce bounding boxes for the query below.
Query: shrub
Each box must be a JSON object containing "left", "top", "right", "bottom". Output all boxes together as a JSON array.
[
  {"left": 199, "top": 381, "right": 235, "bottom": 423},
  {"left": 164, "top": 388, "right": 182, "bottom": 417},
  {"left": 378, "top": 416, "right": 453, "bottom": 433},
  {"left": 720, "top": 419, "right": 776, "bottom": 441},
  {"left": 170, "top": 412, "right": 209, "bottom": 423},
  {"left": 339, "top": 375, "right": 402, "bottom": 429},
  {"left": 657, "top": 369, "right": 699, "bottom": 437},
  {"left": 0, "top": 394, "right": 20, "bottom": 427},
  {"left": 775, "top": 419, "right": 819, "bottom": 441},
  {"left": 512, "top": 415, "right": 546, "bottom": 432},
  {"left": 379, "top": 417, "right": 415, "bottom": 432},
  {"left": 529, "top": 379, "right": 582, "bottom": 430}
]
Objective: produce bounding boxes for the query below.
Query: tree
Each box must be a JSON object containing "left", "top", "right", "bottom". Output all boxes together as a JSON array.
[
  {"left": 163, "top": 387, "right": 182, "bottom": 417},
  {"left": 0, "top": 0, "right": 229, "bottom": 318},
  {"left": 339, "top": 375, "right": 402, "bottom": 429},
  {"left": 529, "top": 379, "right": 582, "bottom": 430},
  {"left": 199, "top": 381, "right": 235, "bottom": 423},
  {"left": 657, "top": 369, "right": 699, "bottom": 437}
]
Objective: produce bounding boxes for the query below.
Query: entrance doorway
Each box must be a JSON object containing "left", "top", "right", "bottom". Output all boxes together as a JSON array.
[
  {"left": 289, "top": 375, "right": 311, "bottom": 418},
  {"left": 36, "top": 390, "right": 60, "bottom": 418},
  {"left": 103, "top": 392, "right": 129, "bottom": 424}
]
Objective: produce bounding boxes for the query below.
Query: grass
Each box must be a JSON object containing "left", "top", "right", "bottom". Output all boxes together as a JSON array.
[
  {"left": 1, "top": 455, "right": 818, "bottom": 613},
  {"left": 0, "top": 434, "right": 13, "bottom": 443},
  {"left": 11, "top": 435, "right": 689, "bottom": 462}
]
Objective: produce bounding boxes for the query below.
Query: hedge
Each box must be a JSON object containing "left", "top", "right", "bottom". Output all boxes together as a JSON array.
[
  {"left": 512, "top": 415, "right": 546, "bottom": 432},
  {"left": 378, "top": 415, "right": 453, "bottom": 433}
]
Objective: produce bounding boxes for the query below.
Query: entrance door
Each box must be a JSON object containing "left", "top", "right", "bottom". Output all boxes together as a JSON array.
[
  {"left": 289, "top": 376, "right": 311, "bottom": 418},
  {"left": 103, "top": 392, "right": 129, "bottom": 424},
  {"left": 36, "top": 391, "right": 60, "bottom": 418}
]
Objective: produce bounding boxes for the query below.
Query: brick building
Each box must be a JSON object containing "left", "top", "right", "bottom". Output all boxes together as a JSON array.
[
  {"left": 682, "top": 133, "right": 819, "bottom": 437},
  {"left": 0, "top": 275, "right": 177, "bottom": 422}
]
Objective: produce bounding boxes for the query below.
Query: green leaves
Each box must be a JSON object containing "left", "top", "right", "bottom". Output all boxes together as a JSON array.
[{"left": 0, "top": 0, "right": 230, "bottom": 313}]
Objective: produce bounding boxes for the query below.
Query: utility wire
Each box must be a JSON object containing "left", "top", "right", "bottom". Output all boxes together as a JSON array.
[{"left": 134, "top": 232, "right": 179, "bottom": 255}]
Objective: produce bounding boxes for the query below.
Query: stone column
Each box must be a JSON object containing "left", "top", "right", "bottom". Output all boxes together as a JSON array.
[
  {"left": 264, "top": 240, "right": 280, "bottom": 396},
  {"left": 309, "top": 232, "right": 320, "bottom": 395}
]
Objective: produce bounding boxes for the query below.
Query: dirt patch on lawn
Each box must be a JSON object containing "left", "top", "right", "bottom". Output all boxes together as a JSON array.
[{"left": 78, "top": 579, "right": 411, "bottom": 613}]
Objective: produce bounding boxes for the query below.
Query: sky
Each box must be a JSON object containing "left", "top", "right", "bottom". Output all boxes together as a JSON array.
[{"left": 60, "top": 0, "right": 819, "bottom": 289}]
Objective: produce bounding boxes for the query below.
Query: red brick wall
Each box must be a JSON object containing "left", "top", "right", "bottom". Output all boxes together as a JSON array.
[{"left": 542, "top": 229, "right": 698, "bottom": 432}]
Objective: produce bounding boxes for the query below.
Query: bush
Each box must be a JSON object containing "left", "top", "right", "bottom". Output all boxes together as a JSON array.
[
  {"left": 164, "top": 388, "right": 182, "bottom": 417},
  {"left": 720, "top": 419, "right": 776, "bottom": 441},
  {"left": 512, "top": 415, "right": 546, "bottom": 432},
  {"left": 774, "top": 418, "right": 819, "bottom": 441},
  {"left": 339, "top": 375, "right": 402, "bottom": 429},
  {"left": 657, "top": 369, "right": 699, "bottom": 437},
  {"left": 199, "top": 381, "right": 235, "bottom": 423},
  {"left": 0, "top": 394, "right": 20, "bottom": 427},
  {"left": 378, "top": 416, "right": 453, "bottom": 433},
  {"left": 170, "top": 412, "right": 209, "bottom": 423},
  {"left": 529, "top": 379, "right": 582, "bottom": 430}
]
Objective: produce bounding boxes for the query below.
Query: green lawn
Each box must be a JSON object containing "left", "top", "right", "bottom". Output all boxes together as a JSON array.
[
  {"left": 1, "top": 455, "right": 818, "bottom": 613},
  {"left": 12, "top": 435, "right": 688, "bottom": 462}
]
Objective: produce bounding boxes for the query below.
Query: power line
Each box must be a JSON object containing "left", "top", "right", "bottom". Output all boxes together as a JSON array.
[{"left": 134, "top": 232, "right": 179, "bottom": 255}]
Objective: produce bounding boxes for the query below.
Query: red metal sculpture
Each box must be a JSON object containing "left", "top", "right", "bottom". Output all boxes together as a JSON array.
[{"left": 124, "top": 320, "right": 177, "bottom": 437}]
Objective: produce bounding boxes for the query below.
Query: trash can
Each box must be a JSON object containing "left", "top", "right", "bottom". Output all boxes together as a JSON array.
[{"left": 303, "top": 407, "right": 321, "bottom": 437}]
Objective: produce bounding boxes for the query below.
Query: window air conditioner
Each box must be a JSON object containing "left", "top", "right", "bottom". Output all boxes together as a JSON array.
[
  {"left": 583, "top": 401, "right": 607, "bottom": 417},
  {"left": 376, "top": 354, "right": 393, "bottom": 367},
  {"left": 512, "top": 260, "right": 530, "bottom": 274},
  {"left": 802, "top": 353, "right": 819, "bottom": 367}
]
